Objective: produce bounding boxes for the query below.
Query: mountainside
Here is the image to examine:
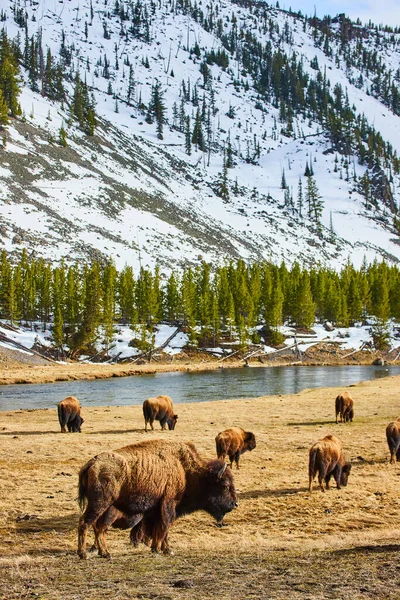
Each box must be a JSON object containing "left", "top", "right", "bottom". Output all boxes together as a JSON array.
[{"left": 2, "top": 0, "right": 400, "bottom": 269}]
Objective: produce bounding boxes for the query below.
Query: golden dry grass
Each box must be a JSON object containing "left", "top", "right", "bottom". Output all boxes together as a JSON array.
[{"left": 1, "top": 375, "right": 400, "bottom": 599}]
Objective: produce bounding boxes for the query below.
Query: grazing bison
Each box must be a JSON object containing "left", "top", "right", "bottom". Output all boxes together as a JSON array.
[
  {"left": 77, "top": 439, "right": 237, "bottom": 559},
  {"left": 215, "top": 427, "right": 256, "bottom": 469},
  {"left": 142, "top": 395, "right": 178, "bottom": 432},
  {"left": 335, "top": 391, "right": 354, "bottom": 424},
  {"left": 308, "top": 434, "right": 351, "bottom": 492},
  {"left": 386, "top": 418, "right": 400, "bottom": 464},
  {"left": 57, "top": 396, "right": 84, "bottom": 433}
]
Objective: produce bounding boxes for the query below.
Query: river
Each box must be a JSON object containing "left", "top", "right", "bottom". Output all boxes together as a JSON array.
[{"left": 0, "top": 364, "right": 399, "bottom": 411}]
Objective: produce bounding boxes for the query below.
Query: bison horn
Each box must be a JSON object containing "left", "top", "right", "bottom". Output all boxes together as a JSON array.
[{"left": 217, "top": 462, "right": 227, "bottom": 478}]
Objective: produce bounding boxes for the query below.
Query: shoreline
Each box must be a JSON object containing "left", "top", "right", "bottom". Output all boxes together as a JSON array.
[{"left": 0, "top": 353, "right": 396, "bottom": 386}]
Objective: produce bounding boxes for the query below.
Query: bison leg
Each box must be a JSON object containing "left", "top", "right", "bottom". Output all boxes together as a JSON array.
[
  {"left": 388, "top": 439, "right": 400, "bottom": 464},
  {"left": 150, "top": 500, "right": 176, "bottom": 554},
  {"left": 78, "top": 495, "right": 115, "bottom": 559},
  {"left": 325, "top": 472, "right": 332, "bottom": 490},
  {"left": 130, "top": 517, "right": 150, "bottom": 548},
  {"left": 234, "top": 451, "right": 241, "bottom": 470},
  {"left": 332, "top": 465, "right": 342, "bottom": 489},
  {"left": 92, "top": 507, "right": 127, "bottom": 559},
  {"left": 317, "top": 464, "right": 328, "bottom": 492}
]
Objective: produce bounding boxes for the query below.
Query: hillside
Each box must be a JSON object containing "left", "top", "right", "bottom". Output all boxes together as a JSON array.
[{"left": 1, "top": 1, "right": 400, "bottom": 269}]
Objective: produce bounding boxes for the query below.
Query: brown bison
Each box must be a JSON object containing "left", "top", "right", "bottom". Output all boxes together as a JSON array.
[
  {"left": 386, "top": 418, "right": 400, "bottom": 463},
  {"left": 77, "top": 439, "right": 237, "bottom": 559},
  {"left": 215, "top": 427, "right": 256, "bottom": 469},
  {"left": 57, "top": 396, "right": 84, "bottom": 433},
  {"left": 142, "top": 395, "right": 178, "bottom": 432},
  {"left": 308, "top": 434, "right": 352, "bottom": 492},
  {"left": 335, "top": 391, "right": 354, "bottom": 424}
]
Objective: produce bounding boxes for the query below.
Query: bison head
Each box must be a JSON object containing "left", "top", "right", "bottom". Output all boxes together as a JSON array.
[
  {"left": 167, "top": 414, "right": 178, "bottom": 430},
  {"left": 345, "top": 409, "right": 354, "bottom": 422},
  {"left": 70, "top": 415, "right": 84, "bottom": 433},
  {"left": 244, "top": 432, "right": 256, "bottom": 451},
  {"left": 340, "top": 462, "right": 352, "bottom": 486},
  {"left": 202, "top": 460, "right": 238, "bottom": 524}
]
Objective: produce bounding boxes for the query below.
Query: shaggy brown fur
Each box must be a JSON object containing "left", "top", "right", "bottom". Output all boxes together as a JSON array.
[
  {"left": 215, "top": 427, "right": 256, "bottom": 469},
  {"left": 386, "top": 418, "right": 400, "bottom": 464},
  {"left": 142, "top": 395, "right": 178, "bottom": 432},
  {"left": 77, "top": 439, "right": 237, "bottom": 559},
  {"left": 335, "top": 391, "right": 354, "bottom": 424},
  {"left": 57, "top": 396, "right": 84, "bottom": 433},
  {"left": 308, "top": 434, "right": 352, "bottom": 492}
]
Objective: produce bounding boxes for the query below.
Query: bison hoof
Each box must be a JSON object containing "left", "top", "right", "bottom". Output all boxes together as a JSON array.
[
  {"left": 163, "top": 549, "right": 175, "bottom": 556},
  {"left": 100, "top": 553, "right": 112, "bottom": 560},
  {"left": 216, "top": 521, "right": 228, "bottom": 528},
  {"left": 78, "top": 551, "right": 87, "bottom": 560}
]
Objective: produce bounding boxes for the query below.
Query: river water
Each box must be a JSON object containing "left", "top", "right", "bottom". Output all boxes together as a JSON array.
[{"left": 0, "top": 365, "right": 399, "bottom": 411}]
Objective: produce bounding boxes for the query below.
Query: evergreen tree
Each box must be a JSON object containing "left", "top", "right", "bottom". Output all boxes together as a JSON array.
[
  {"left": 306, "top": 176, "right": 324, "bottom": 229},
  {"left": 0, "top": 88, "right": 8, "bottom": 126},
  {"left": 148, "top": 79, "right": 166, "bottom": 139}
]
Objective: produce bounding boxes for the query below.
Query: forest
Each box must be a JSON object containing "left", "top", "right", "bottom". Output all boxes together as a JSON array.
[{"left": 0, "top": 249, "right": 398, "bottom": 356}]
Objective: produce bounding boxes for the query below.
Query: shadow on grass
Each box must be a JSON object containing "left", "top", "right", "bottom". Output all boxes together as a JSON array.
[
  {"left": 86, "top": 428, "right": 145, "bottom": 435},
  {"left": 239, "top": 486, "right": 308, "bottom": 499},
  {"left": 331, "top": 543, "right": 400, "bottom": 555},
  {"left": 287, "top": 421, "right": 335, "bottom": 427},
  {"left": 0, "top": 430, "right": 60, "bottom": 436},
  {"left": 15, "top": 514, "right": 78, "bottom": 534},
  {"left": 0, "top": 428, "right": 146, "bottom": 436}
]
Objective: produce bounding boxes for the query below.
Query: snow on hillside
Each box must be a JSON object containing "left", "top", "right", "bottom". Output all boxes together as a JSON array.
[{"left": 1, "top": 0, "right": 400, "bottom": 269}]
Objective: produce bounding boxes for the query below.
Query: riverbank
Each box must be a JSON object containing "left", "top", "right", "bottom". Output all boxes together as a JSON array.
[
  {"left": 1, "top": 375, "right": 400, "bottom": 599},
  {"left": 0, "top": 344, "right": 394, "bottom": 385}
]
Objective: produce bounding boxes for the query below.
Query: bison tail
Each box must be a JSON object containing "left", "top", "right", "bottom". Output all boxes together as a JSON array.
[
  {"left": 142, "top": 401, "right": 153, "bottom": 422},
  {"left": 58, "top": 403, "right": 65, "bottom": 426},
  {"left": 215, "top": 438, "right": 227, "bottom": 460},
  {"left": 308, "top": 449, "right": 317, "bottom": 487},
  {"left": 78, "top": 462, "right": 92, "bottom": 511}
]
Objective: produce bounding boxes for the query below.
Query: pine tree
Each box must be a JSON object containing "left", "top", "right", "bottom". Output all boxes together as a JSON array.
[
  {"left": 192, "top": 108, "right": 205, "bottom": 150},
  {"left": 185, "top": 116, "right": 191, "bottom": 155},
  {"left": 216, "top": 151, "right": 229, "bottom": 201},
  {"left": 58, "top": 122, "right": 67, "bottom": 147},
  {"left": 148, "top": 79, "right": 166, "bottom": 139},
  {"left": 0, "top": 53, "right": 21, "bottom": 116},
  {"left": 306, "top": 176, "right": 324, "bottom": 230},
  {"left": 165, "top": 272, "right": 180, "bottom": 321},
  {"left": 297, "top": 177, "right": 303, "bottom": 217},
  {"left": 0, "top": 88, "right": 8, "bottom": 127}
]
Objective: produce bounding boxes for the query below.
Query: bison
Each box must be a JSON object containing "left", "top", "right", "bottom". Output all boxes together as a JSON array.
[
  {"left": 215, "top": 427, "right": 256, "bottom": 469},
  {"left": 386, "top": 418, "right": 400, "bottom": 464},
  {"left": 77, "top": 439, "right": 237, "bottom": 559},
  {"left": 335, "top": 391, "right": 354, "bottom": 424},
  {"left": 57, "top": 396, "right": 84, "bottom": 433},
  {"left": 308, "top": 434, "right": 352, "bottom": 492},
  {"left": 142, "top": 395, "right": 178, "bottom": 432}
]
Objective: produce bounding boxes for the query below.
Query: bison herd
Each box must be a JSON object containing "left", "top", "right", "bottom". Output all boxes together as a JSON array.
[{"left": 55, "top": 389, "right": 400, "bottom": 559}]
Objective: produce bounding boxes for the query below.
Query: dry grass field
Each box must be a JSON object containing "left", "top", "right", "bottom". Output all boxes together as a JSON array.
[{"left": 1, "top": 375, "right": 400, "bottom": 599}]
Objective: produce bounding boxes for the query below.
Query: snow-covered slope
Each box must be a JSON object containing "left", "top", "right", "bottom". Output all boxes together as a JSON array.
[{"left": 2, "top": 0, "right": 400, "bottom": 269}]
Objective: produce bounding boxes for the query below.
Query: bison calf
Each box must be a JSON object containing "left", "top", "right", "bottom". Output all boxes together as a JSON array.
[
  {"left": 386, "top": 418, "right": 400, "bottom": 464},
  {"left": 57, "top": 396, "right": 84, "bottom": 433},
  {"left": 142, "top": 395, "right": 178, "bottom": 432},
  {"left": 335, "top": 391, "right": 354, "bottom": 424},
  {"left": 77, "top": 439, "right": 237, "bottom": 559},
  {"left": 308, "top": 434, "right": 351, "bottom": 492},
  {"left": 215, "top": 427, "right": 256, "bottom": 469}
]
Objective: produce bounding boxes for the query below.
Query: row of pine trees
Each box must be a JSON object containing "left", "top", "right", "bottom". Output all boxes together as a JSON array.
[{"left": 0, "top": 250, "right": 398, "bottom": 356}]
